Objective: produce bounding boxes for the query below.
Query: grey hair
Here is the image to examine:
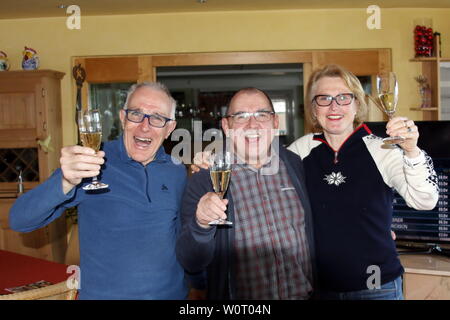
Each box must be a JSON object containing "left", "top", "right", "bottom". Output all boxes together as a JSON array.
[{"left": 123, "top": 82, "right": 176, "bottom": 119}]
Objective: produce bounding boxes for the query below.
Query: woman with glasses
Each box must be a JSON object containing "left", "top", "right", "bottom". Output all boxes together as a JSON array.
[{"left": 288, "top": 64, "right": 439, "bottom": 300}]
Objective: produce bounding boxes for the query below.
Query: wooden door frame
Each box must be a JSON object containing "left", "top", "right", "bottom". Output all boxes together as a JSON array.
[{"left": 73, "top": 48, "right": 390, "bottom": 132}]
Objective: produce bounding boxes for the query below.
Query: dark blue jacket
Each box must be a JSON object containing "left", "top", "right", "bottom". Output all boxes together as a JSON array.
[{"left": 176, "top": 146, "right": 317, "bottom": 299}]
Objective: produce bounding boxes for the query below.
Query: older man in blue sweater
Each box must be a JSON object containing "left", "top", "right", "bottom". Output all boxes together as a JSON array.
[{"left": 9, "top": 82, "right": 187, "bottom": 299}]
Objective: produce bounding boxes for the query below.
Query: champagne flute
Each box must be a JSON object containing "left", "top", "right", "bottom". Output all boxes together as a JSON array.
[
  {"left": 78, "top": 109, "right": 109, "bottom": 190},
  {"left": 376, "top": 72, "right": 405, "bottom": 145},
  {"left": 209, "top": 152, "right": 232, "bottom": 226}
]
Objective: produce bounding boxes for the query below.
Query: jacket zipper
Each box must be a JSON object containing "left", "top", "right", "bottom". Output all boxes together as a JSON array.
[
  {"left": 314, "top": 138, "right": 341, "bottom": 164},
  {"left": 144, "top": 167, "right": 152, "bottom": 203},
  {"left": 314, "top": 124, "right": 369, "bottom": 165}
]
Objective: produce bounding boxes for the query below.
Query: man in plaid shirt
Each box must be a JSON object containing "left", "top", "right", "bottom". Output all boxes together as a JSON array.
[{"left": 176, "top": 88, "right": 317, "bottom": 299}]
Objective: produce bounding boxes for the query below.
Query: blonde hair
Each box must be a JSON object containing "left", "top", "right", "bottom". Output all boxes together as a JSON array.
[{"left": 306, "top": 64, "right": 368, "bottom": 132}]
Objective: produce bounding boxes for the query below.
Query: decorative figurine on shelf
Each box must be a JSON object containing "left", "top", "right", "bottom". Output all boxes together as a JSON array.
[
  {"left": 22, "top": 46, "right": 39, "bottom": 70},
  {"left": 414, "top": 75, "right": 432, "bottom": 108},
  {"left": 0, "top": 51, "right": 10, "bottom": 71},
  {"left": 414, "top": 24, "right": 434, "bottom": 57}
]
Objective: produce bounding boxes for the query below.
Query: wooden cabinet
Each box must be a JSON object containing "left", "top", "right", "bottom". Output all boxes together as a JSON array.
[
  {"left": 400, "top": 254, "right": 450, "bottom": 300},
  {"left": 410, "top": 34, "right": 450, "bottom": 120},
  {"left": 0, "top": 70, "right": 67, "bottom": 263}
]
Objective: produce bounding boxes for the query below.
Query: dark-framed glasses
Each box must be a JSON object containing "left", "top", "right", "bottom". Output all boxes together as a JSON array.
[
  {"left": 226, "top": 111, "right": 275, "bottom": 124},
  {"left": 125, "top": 109, "right": 173, "bottom": 128},
  {"left": 312, "top": 93, "right": 355, "bottom": 107}
]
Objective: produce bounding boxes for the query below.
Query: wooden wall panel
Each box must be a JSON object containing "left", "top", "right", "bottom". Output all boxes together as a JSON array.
[
  {"left": 152, "top": 51, "right": 313, "bottom": 67},
  {"left": 312, "top": 50, "right": 382, "bottom": 75},
  {"left": 137, "top": 56, "right": 154, "bottom": 82},
  {"left": 84, "top": 57, "right": 139, "bottom": 83},
  {"left": 0, "top": 93, "right": 36, "bottom": 130}
]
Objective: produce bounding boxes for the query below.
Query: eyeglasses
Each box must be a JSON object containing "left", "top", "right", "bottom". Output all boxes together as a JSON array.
[
  {"left": 312, "top": 93, "right": 355, "bottom": 107},
  {"left": 124, "top": 109, "right": 173, "bottom": 128},
  {"left": 226, "top": 111, "right": 275, "bottom": 124}
]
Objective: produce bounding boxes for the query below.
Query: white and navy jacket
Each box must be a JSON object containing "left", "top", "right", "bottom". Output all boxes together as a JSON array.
[{"left": 288, "top": 124, "right": 439, "bottom": 292}]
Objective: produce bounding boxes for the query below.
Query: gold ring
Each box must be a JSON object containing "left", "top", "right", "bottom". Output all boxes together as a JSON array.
[{"left": 407, "top": 126, "right": 412, "bottom": 133}]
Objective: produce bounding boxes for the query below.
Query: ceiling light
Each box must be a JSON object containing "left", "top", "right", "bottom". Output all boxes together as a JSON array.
[
  {"left": 197, "top": 0, "right": 207, "bottom": 3},
  {"left": 58, "top": 4, "right": 67, "bottom": 9}
]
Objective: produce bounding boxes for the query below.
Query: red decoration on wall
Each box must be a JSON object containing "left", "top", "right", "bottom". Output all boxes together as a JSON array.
[{"left": 414, "top": 25, "right": 434, "bottom": 57}]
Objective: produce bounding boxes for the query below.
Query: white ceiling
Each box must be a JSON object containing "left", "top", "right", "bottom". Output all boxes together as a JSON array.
[{"left": 1, "top": 0, "right": 450, "bottom": 19}]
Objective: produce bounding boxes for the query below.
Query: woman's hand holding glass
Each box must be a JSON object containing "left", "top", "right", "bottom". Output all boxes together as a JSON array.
[
  {"left": 376, "top": 72, "right": 406, "bottom": 145},
  {"left": 385, "top": 116, "right": 421, "bottom": 158}
]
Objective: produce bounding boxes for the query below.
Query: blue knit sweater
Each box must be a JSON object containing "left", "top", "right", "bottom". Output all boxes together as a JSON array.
[{"left": 9, "top": 137, "right": 188, "bottom": 299}]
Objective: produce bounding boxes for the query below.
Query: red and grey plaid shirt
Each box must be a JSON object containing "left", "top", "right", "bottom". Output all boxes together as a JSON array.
[{"left": 230, "top": 157, "right": 313, "bottom": 299}]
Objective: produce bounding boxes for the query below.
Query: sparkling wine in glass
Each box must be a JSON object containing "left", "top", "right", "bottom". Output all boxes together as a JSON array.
[
  {"left": 209, "top": 152, "right": 232, "bottom": 226},
  {"left": 376, "top": 72, "right": 405, "bottom": 145},
  {"left": 78, "top": 109, "right": 109, "bottom": 190}
]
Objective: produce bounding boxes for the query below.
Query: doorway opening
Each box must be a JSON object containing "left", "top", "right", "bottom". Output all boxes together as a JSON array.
[{"left": 157, "top": 63, "right": 304, "bottom": 147}]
